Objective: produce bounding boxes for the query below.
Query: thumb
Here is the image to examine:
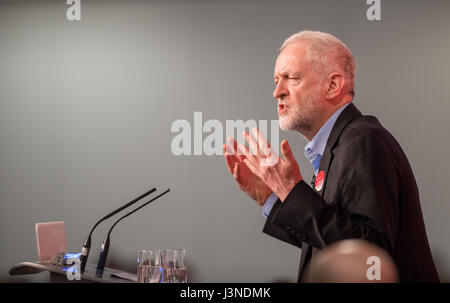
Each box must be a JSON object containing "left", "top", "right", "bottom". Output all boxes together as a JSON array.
[
  {"left": 233, "top": 163, "right": 241, "bottom": 183},
  {"left": 233, "top": 163, "right": 248, "bottom": 191},
  {"left": 281, "top": 140, "right": 296, "bottom": 164}
]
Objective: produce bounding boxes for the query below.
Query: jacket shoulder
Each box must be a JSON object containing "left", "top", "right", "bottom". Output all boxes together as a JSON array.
[{"left": 339, "top": 114, "right": 399, "bottom": 149}]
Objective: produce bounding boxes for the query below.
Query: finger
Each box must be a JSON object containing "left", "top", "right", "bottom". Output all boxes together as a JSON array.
[
  {"left": 242, "top": 131, "right": 259, "bottom": 156},
  {"left": 226, "top": 137, "right": 238, "bottom": 154},
  {"left": 252, "top": 128, "right": 272, "bottom": 156},
  {"left": 227, "top": 137, "right": 246, "bottom": 162},
  {"left": 280, "top": 140, "right": 296, "bottom": 165},
  {"left": 224, "top": 140, "right": 234, "bottom": 155},
  {"left": 225, "top": 154, "right": 238, "bottom": 174},
  {"left": 233, "top": 163, "right": 242, "bottom": 185},
  {"left": 238, "top": 143, "right": 257, "bottom": 166},
  {"left": 233, "top": 163, "right": 251, "bottom": 191},
  {"left": 223, "top": 143, "right": 230, "bottom": 155},
  {"left": 224, "top": 145, "right": 239, "bottom": 174}
]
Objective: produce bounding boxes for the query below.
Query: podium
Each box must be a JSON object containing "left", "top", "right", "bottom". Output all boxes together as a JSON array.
[{"left": 9, "top": 261, "right": 136, "bottom": 283}]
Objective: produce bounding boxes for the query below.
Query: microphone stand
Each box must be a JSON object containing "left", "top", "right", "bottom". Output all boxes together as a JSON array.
[
  {"left": 79, "top": 187, "right": 156, "bottom": 273},
  {"left": 96, "top": 189, "right": 170, "bottom": 274}
]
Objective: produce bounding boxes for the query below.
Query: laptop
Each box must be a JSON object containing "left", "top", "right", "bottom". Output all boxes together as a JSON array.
[{"left": 35, "top": 221, "right": 68, "bottom": 262}]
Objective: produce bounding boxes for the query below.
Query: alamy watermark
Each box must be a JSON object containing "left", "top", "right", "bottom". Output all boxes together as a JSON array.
[
  {"left": 366, "top": 255, "right": 381, "bottom": 280},
  {"left": 64, "top": 1, "right": 382, "bottom": 25},
  {"left": 65, "top": 257, "right": 81, "bottom": 281},
  {"left": 66, "top": 0, "right": 81, "bottom": 21},
  {"left": 366, "top": 0, "right": 381, "bottom": 21},
  {"left": 170, "top": 112, "right": 280, "bottom": 166}
]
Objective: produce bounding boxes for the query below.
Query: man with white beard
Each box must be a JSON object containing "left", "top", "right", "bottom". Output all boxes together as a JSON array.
[{"left": 223, "top": 31, "right": 439, "bottom": 282}]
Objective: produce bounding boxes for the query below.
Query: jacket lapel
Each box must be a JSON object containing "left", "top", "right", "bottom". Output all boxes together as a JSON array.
[
  {"left": 297, "top": 103, "right": 362, "bottom": 282},
  {"left": 314, "top": 103, "right": 362, "bottom": 198}
]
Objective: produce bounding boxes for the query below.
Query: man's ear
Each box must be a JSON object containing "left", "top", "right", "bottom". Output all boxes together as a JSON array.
[{"left": 325, "top": 72, "right": 345, "bottom": 99}]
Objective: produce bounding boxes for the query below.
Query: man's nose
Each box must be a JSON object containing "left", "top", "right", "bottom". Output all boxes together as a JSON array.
[{"left": 273, "top": 80, "right": 289, "bottom": 99}]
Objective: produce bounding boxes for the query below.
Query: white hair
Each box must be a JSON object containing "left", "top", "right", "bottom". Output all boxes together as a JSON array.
[{"left": 280, "top": 30, "right": 356, "bottom": 96}]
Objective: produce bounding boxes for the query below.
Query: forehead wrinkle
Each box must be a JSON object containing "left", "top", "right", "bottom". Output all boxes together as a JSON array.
[
  {"left": 274, "top": 56, "right": 304, "bottom": 81},
  {"left": 278, "top": 42, "right": 308, "bottom": 70},
  {"left": 274, "top": 56, "right": 294, "bottom": 79}
]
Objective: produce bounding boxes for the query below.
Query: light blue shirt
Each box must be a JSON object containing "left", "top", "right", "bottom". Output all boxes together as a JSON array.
[{"left": 262, "top": 103, "right": 350, "bottom": 218}]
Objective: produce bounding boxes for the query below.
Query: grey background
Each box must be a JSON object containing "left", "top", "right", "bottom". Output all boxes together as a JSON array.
[{"left": 1, "top": 0, "right": 449, "bottom": 282}]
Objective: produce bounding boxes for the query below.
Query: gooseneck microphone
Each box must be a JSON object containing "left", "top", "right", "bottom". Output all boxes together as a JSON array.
[
  {"left": 96, "top": 189, "right": 170, "bottom": 273},
  {"left": 79, "top": 187, "right": 157, "bottom": 273}
]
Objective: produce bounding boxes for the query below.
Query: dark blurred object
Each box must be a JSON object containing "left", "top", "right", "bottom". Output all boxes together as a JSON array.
[{"left": 52, "top": 252, "right": 66, "bottom": 266}]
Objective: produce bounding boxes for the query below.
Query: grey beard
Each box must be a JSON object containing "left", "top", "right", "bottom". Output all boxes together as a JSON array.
[{"left": 279, "top": 90, "right": 321, "bottom": 136}]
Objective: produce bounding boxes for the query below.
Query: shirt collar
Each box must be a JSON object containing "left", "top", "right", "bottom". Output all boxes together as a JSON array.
[{"left": 304, "top": 103, "right": 350, "bottom": 161}]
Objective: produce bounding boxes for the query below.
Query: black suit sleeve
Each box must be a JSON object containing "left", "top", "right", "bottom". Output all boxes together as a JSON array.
[
  {"left": 263, "top": 134, "right": 398, "bottom": 254},
  {"left": 262, "top": 197, "right": 303, "bottom": 249}
]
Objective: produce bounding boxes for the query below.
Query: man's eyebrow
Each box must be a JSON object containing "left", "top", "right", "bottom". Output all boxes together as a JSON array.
[{"left": 273, "top": 71, "right": 290, "bottom": 81}]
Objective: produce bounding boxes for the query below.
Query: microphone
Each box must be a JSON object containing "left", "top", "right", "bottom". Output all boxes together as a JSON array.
[
  {"left": 96, "top": 189, "right": 170, "bottom": 273},
  {"left": 79, "top": 187, "right": 157, "bottom": 273}
]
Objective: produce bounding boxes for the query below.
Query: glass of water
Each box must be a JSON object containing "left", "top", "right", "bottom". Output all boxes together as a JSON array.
[
  {"left": 161, "top": 249, "right": 187, "bottom": 283},
  {"left": 137, "top": 249, "right": 162, "bottom": 283}
]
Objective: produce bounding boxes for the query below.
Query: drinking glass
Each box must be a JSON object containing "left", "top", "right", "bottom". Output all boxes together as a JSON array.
[
  {"left": 137, "top": 249, "right": 162, "bottom": 283},
  {"left": 161, "top": 249, "right": 187, "bottom": 283}
]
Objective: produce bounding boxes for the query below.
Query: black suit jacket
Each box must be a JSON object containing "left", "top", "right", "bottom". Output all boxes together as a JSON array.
[{"left": 263, "top": 103, "right": 439, "bottom": 282}]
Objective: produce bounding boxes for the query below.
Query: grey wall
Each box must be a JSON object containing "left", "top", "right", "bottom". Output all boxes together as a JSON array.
[{"left": 1, "top": 0, "right": 449, "bottom": 282}]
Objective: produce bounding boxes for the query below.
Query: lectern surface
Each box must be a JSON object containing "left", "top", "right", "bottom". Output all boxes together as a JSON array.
[{"left": 9, "top": 261, "right": 136, "bottom": 283}]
